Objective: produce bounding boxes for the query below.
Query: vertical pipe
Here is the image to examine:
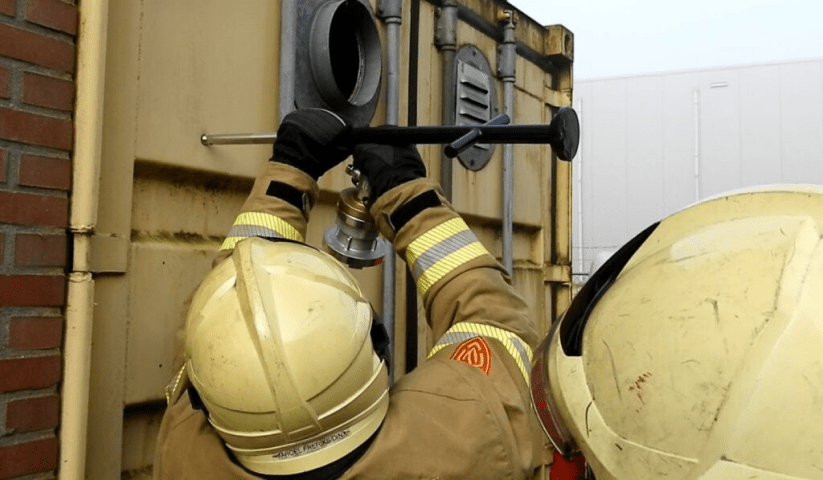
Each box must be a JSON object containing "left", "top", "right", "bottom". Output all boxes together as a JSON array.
[
  {"left": 62, "top": 1, "right": 110, "bottom": 478},
  {"left": 279, "top": 0, "right": 297, "bottom": 122},
  {"left": 693, "top": 88, "right": 700, "bottom": 202},
  {"left": 498, "top": 11, "right": 516, "bottom": 274},
  {"left": 436, "top": 0, "right": 458, "bottom": 200},
  {"left": 379, "top": 0, "right": 402, "bottom": 381},
  {"left": 575, "top": 98, "right": 585, "bottom": 276},
  {"left": 381, "top": 0, "right": 401, "bottom": 124},
  {"left": 405, "top": 0, "right": 421, "bottom": 374}
]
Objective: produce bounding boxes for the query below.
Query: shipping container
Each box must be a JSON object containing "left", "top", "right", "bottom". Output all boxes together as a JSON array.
[{"left": 57, "top": 1, "right": 573, "bottom": 478}]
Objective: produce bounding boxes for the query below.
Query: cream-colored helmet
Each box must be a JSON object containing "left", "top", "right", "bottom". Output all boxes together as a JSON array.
[
  {"left": 184, "top": 237, "right": 389, "bottom": 475},
  {"left": 532, "top": 185, "right": 823, "bottom": 479}
]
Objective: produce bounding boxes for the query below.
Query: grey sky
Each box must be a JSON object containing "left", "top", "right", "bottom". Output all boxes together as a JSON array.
[{"left": 512, "top": 0, "right": 823, "bottom": 79}]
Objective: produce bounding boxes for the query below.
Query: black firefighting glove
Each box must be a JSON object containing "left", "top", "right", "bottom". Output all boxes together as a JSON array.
[
  {"left": 352, "top": 143, "right": 426, "bottom": 201},
  {"left": 272, "top": 109, "right": 353, "bottom": 180}
]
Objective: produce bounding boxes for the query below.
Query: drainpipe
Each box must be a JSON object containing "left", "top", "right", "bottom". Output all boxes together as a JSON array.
[
  {"left": 378, "top": 0, "right": 402, "bottom": 381},
  {"left": 279, "top": 0, "right": 297, "bottom": 121},
  {"left": 498, "top": 10, "right": 516, "bottom": 274},
  {"left": 62, "top": 1, "right": 110, "bottom": 478},
  {"left": 693, "top": 88, "right": 700, "bottom": 202},
  {"left": 435, "top": 0, "right": 457, "bottom": 200},
  {"left": 575, "top": 98, "right": 584, "bottom": 276}
]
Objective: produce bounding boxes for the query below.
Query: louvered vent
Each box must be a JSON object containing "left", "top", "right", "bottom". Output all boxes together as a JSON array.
[{"left": 453, "top": 46, "right": 497, "bottom": 170}]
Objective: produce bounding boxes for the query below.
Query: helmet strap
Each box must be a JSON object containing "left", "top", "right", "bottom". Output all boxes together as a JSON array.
[{"left": 231, "top": 429, "right": 380, "bottom": 480}]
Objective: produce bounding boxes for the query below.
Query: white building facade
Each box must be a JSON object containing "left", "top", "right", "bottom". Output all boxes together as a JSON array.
[{"left": 572, "top": 58, "right": 823, "bottom": 280}]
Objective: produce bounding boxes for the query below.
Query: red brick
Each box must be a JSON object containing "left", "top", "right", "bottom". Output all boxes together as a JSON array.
[
  {"left": 0, "top": 356, "right": 60, "bottom": 392},
  {"left": 23, "top": 72, "right": 75, "bottom": 111},
  {"left": 0, "top": 437, "right": 58, "bottom": 478},
  {"left": 6, "top": 395, "right": 60, "bottom": 433},
  {"left": 0, "top": 191, "right": 68, "bottom": 227},
  {"left": 27, "top": 0, "right": 77, "bottom": 35},
  {"left": 0, "top": 65, "right": 9, "bottom": 99},
  {"left": 0, "top": 0, "right": 13, "bottom": 17},
  {"left": 0, "top": 106, "right": 73, "bottom": 150},
  {"left": 9, "top": 316, "right": 63, "bottom": 350},
  {"left": 19, "top": 154, "right": 71, "bottom": 190},
  {"left": 0, "top": 275, "right": 65, "bottom": 307},
  {"left": 15, "top": 234, "right": 67, "bottom": 267},
  {"left": 0, "top": 149, "right": 6, "bottom": 183},
  {"left": 0, "top": 23, "right": 75, "bottom": 73}
]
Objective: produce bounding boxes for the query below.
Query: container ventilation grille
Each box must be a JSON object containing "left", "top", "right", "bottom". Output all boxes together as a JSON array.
[{"left": 453, "top": 46, "right": 497, "bottom": 171}]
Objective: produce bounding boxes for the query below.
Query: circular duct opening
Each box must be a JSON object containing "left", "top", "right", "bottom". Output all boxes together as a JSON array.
[{"left": 310, "top": 1, "right": 381, "bottom": 109}]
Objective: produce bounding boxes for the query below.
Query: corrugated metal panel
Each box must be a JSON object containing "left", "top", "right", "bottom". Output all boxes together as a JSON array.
[
  {"left": 83, "top": 1, "right": 573, "bottom": 477},
  {"left": 575, "top": 58, "right": 823, "bottom": 280},
  {"left": 780, "top": 61, "right": 823, "bottom": 182}
]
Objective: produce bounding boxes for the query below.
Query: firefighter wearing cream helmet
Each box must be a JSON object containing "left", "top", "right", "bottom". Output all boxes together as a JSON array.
[
  {"left": 532, "top": 185, "right": 823, "bottom": 479},
  {"left": 154, "top": 109, "right": 546, "bottom": 479},
  {"left": 182, "top": 237, "right": 390, "bottom": 475}
]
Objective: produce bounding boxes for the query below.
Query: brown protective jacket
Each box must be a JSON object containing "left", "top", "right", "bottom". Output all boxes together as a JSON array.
[{"left": 154, "top": 163, "right": 548, "bottom": 480}]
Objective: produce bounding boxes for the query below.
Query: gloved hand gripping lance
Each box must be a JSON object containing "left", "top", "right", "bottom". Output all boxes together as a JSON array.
[{"left": 201, "top": 108, "right": 580, "bottom": 267}]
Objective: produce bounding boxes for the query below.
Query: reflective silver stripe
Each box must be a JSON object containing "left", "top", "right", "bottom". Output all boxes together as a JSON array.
[
  {"left": 225, "top": 224, "right": 285, "bottom": 241},
  {"left": 405, "top": 218, "right": 489, "bottom": 297},
  {"left": 411, "top": 230, "right": 477, "bottom": 280}
]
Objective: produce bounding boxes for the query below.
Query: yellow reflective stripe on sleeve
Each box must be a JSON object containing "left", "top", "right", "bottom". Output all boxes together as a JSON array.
[
  {"left": 219, "top": 212, "right": 304, "bottom": 251},
  {"left": 164, "top": 365, "right": 187, "bottom": 404},
  {"left": 406, "top": 217, "right": 490, "bottom": 297},
  {"left": 428, "top": 322, "right": 533, "bottom": 385}
]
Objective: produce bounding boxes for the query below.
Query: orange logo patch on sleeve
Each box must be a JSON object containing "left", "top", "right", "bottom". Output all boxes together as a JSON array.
[{"left": 450, "top": 337, "right": 492, "bottom": 374}]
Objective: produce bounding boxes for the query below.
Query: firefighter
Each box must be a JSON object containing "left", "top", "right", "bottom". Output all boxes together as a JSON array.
[
  {"left": 154, "top": 108, "right": 547, "bottom": 479},
  {"left": 531, "top": 185, "right": 823, "bottom": 479}
]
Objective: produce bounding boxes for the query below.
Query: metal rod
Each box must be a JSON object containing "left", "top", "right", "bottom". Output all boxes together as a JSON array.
[
  {"left": 350, "top": 124, "right": 552, "bottom": 144},
  {"left": 200, "top": 132, "right": 278, "bottom": 146},
  {"left": 499, "top": 11, "right": 516, "bottom": 275},
  {"left": 201, "top": 124, "right": 554, "bottom": 147},
  {"left": 437, "top": 0, "right": 458, "bottom": 202},
  {"left": 379, "top": 0, "right": 403, "bottom": 383},
  {"left": 278, "top": 0, "right": 297, "bottom": 122}
]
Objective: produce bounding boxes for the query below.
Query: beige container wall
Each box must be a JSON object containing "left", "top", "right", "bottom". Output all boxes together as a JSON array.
[{"left": 81, "top": 1, "right": 572, "bottom": 477}]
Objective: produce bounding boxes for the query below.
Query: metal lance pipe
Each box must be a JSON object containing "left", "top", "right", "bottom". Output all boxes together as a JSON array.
[
  {"left": 201, "top": 120, "right": 579, "bottom": 158},
  {"left": 200, "top": 132, "right": 277, "bottom": 145},
  {"left": 498, "top": 10, "right": 517, "bottom": 275},
  {"left": 201, "top": 117, "right": 580, "bottom": 158},
  {"left": 379, "top": 0, "right": 403, "bottom": 383}
]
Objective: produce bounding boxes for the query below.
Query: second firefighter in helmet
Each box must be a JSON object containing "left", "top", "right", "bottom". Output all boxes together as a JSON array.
[
  {"left": 154, "top": 109, "right": 546, "bottom": 479},
  {"left": 531, "top": 185, "right": 823, "bottom": 479}
]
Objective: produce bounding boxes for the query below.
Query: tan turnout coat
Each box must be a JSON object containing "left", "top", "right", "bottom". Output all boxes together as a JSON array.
[{"left": 154, "top": 163, "right": 547, "bottom": 479}]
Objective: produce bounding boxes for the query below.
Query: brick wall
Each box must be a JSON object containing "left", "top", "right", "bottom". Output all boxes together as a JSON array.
[{"left": 0, "top": 0, "right": 77, "bottom": 478}]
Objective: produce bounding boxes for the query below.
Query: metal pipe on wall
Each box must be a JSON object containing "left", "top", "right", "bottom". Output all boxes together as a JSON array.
[
  {"left": 498, "top": 11, "right": 516, "bottom": 274},
  {"left": 575, "top": 98, "right": 585, "bottom": 276},
  {"left": 693, "top": 88, "right": 700, "bottom": 202},
  {"left": 379, "top": 0, "right": 402, "bottom": 381},
  {"left": 436, "top": 0, "right": 458, "bottom": 200},
  {"left": 62, "top": 1, "right": 110, "bottom": 478},
  {"left": 279, "top": 0, "right": 297, "bottom": 122}
]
